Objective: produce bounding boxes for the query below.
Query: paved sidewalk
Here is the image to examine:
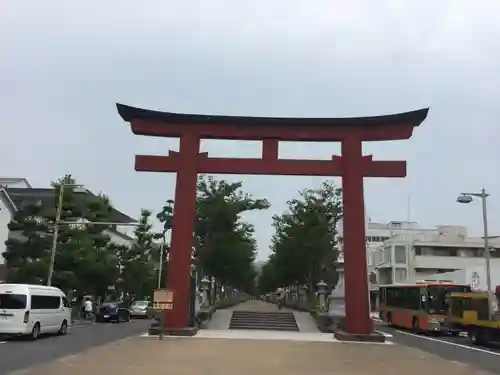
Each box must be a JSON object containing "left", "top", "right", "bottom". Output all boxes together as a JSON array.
[
  {"left": 12, "top": 335, "right": 495, "bottom": 375},
  {"left": 229, "top": 300, "right": 293, "bottom": 312},
  {"left": 207, "top": 300, "right": 319, "bottom": 332}
]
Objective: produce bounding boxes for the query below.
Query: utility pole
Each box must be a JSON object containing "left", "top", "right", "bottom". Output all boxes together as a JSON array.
[{"left": 47, "top": 184, "right": 65, "bottom": 286}]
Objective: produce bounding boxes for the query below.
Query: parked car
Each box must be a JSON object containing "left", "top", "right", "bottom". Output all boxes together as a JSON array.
[
  {"left": 95, "top": 301, "right": 130, "bottom": 323},
  {"left": 0, "top": 283, "right": 72, "bottom": 340},
  {"left": 129, "top": 300, "right": 152, "bottom": 319}
]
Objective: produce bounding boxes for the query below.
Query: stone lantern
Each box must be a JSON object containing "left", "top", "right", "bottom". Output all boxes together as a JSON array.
[
  {"left": 200, "top": 277, "right": 210, "bottom": 307},
  {"left": 316, "top": 280, "right": 328, "bottom": 312}
]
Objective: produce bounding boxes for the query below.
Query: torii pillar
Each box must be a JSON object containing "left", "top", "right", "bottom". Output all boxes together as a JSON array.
[{"left": 117, "top": 103, "right": 429, "bottom": 336}]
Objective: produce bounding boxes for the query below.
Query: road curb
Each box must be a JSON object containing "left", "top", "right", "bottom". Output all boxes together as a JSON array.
[{"left": 71, "top": 321, "right": 95, "bottom": 327}]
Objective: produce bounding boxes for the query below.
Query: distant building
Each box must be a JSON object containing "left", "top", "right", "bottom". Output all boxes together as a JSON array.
[
  {"left": 330, "top": 219, "right": 500, "bottom": 303},
  {"left": 332, "top": 219, "right": 417, "bottom": 299},
  {"left": 374, "top": 225, "right": 500, "bottom": 285},
  {"left": 421, "top": 265, "right": 500, "bottom": 293},
  {"left": 0, "top": 178, "right": 136, "bottom": 281}
]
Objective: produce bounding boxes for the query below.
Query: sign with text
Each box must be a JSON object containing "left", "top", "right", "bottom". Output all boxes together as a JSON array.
[
  {"left": 154, "top": 288, "right": 173, "bottom": 303},
  {"left": 153, "top": 302, "right": 173, "bottom": 310}
]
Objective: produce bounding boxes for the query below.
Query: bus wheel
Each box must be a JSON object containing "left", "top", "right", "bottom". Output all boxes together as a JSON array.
[
  {"left": 412, "top": 317, "right": 420, "bottom": 333},
  {"left": 470, "top": 328, "right": 488, "bottom": 346}
]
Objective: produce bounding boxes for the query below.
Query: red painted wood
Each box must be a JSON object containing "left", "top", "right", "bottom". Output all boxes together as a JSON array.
[
  {"left": 130, "top": 118, "right": 416, "bottom": 142},
  {"left": 135, "top": 154, "right": 406, "bottom": 177},
  {"left": 161, "top": 133, "right": 199, "bottom": 329},
  {"left": 120, "top": 105, "right": 427, "bottom": 335},
  {"left": 341, "top": 137, "right": 371, "bottom": 334}
]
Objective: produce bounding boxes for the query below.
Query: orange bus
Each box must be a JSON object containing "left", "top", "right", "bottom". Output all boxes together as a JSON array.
[{"left": 378, "top": 281, "right": 471, "bottom": 334}]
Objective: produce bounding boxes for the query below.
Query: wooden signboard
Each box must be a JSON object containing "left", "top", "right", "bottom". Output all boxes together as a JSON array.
[{"left": 153, "top": 288, "right": 173, "bottom": 310}]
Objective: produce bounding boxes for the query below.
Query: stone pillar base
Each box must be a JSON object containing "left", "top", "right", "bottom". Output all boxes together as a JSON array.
[
  {"left": 148, "top": 319, "right": 199, "bottom": 336},
  {"left": 333, "top": 330, "right": 385, "bottom": 343},
  {"left": 148, "top": 325, "right": 199, "bottom": 337}
]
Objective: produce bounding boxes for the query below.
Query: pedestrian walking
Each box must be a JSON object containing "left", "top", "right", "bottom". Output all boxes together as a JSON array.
[{"left": 83, "top": 297, "right": 93, "bottom": 320}]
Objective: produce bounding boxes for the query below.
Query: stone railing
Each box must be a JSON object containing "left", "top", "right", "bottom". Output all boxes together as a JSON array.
[
  {"left": 195, "top": 280, "right": 251, "bottom": 325},
  {"left": 281, "top": 291, "right": 313, "bottom": 311}
]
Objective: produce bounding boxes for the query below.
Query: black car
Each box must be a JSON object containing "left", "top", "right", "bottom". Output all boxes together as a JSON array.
[{"left": 95, "top": 301, "right": 131, "bottom": 323}]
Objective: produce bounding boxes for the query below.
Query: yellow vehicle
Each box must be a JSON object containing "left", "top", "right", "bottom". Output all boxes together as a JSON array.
[{"left": 447, "top": 290, "right": 500, "bottom": 346}]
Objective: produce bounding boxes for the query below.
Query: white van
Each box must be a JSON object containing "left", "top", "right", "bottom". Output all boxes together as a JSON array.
[{"left": 0, "top": 284, "right": 71, "bottom": 340}]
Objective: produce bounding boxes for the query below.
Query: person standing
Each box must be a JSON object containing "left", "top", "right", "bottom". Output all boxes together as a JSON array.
[
  {"left": 276, "top": 287, "right": 285, "bottom": 310},
  {"left": 83, "top": 297, "right": 93, "bottom": 319}
]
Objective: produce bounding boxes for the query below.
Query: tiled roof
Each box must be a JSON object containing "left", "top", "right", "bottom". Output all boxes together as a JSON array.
[{"left": 3, "top": 187, "right": 136, "bottom": 224}]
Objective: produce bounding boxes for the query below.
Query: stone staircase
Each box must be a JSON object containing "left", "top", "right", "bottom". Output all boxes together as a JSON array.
[{"left": 229, "top": 311, "right": 299, "bottom": 331}]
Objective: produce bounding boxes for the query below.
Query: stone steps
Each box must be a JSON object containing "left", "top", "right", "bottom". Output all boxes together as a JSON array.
[{"left": 229, "top": 311, "right": 299, "bottom": 331}]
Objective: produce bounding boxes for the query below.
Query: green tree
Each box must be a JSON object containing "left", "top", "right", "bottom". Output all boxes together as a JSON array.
[
  {"left": 3, "top": 201, "right": 51, "bottom": 284},
  {"left": 73, "top": 194, "right": 119, "bottom": 297},
  {"left": 120, "top": 209, "right": 158, "bottom": 299},
  {"left": 194, "top": 176, "right": 269, "bottom": 293},
  {"left": 49, "top": 175, "right": 119, "bottom": 295},
  {"left": 3, "top": 174, "right": 119, "bottom": 298},
  {"left": 258, "top": 181, "right": 342, "bottom": 297},
  {"left": 156, "top": 176, "right": 269, "bottom": 294},
  {"left": 155, "top": 200, "right": 174, "bottom": 287}
]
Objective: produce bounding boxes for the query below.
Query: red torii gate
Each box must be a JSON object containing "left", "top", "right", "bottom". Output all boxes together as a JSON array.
[{"left": 117, "top": 103, "right": 428, "bottom": 335}]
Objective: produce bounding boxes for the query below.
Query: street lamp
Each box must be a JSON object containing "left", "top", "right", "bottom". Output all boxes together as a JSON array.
[
  {"left": 157, "top": 236, "right": 167, "bottom": 289},
  {"left": 456, "top": 188, "right": 493, "bottom": 319}
]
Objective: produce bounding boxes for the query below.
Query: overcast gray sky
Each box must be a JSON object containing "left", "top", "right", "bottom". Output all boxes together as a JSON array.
[{"left": 1, "top": 1, "right": 500, "bottom": 260}]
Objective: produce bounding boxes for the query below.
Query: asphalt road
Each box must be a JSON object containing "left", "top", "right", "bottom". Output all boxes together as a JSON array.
[
  {"left": 0, "top": 319, "right": 150, "bottom": 374},
  {"left": 375, "top": 322, "right": 500, "bottom": 374}
]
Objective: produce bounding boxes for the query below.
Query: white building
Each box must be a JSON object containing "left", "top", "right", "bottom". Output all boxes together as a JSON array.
[
  {"left": 0, "top": 178, "right": 136, "bottom": 281},
  {"left": 330, "top": 220, "right": 500, "bottom": 298},
  {"left": 374, "top": 224, "right": 500, "bottom": 285},
  {"left": 421, "top": 265, "right": 500, "bottom": 293},
  {"left": 332, "top": 219, "right": 417, "bottom": 298}
]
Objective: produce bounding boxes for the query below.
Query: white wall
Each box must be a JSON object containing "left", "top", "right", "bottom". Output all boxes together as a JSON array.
[
  {"left": 0, "top": 178, "right": 31, "bottom": 189},
  {"left": 420, "top": 265, "right": 500, "bottom": 292},
  {"left": 106, "top": 230, "right": 133, "bottom": 247}
]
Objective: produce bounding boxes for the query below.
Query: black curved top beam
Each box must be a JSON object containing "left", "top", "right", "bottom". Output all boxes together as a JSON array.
[{"left": 117, "top": 103, "right": 429, "bottom": 128}]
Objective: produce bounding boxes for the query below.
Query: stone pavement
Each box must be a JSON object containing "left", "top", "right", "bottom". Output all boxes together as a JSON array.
[
  {"left": 12, "top": 334, "right": 495, "bottom": 375},
  {"left": 206, "top": 300, "right": 319, "bottom": 332}
]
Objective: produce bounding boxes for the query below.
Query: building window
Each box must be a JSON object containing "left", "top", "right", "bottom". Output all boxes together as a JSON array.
[
  {"left": 384, "top": 247, "right": 392, "bottom": 263},
  {"left": 366, "top": 236, "right": 390, "bottom": 243},
  {"left": 415, "top": 247, "right": 422, "bottom": 256},
  {"left": 395, "top": 246, "right": 406, "bottom": 264},
  {"left": 395, "top": 268, "right": 407, "bottom": 282}
]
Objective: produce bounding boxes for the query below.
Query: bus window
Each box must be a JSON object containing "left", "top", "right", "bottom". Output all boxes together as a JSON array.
[{"left": 427, "top": 285, "right": 471, "bottom": 314}]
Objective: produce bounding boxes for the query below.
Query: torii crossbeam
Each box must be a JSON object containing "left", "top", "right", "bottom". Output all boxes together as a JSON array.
[{"left": 117, "top": 103, "right": 428, "bottom": 335}]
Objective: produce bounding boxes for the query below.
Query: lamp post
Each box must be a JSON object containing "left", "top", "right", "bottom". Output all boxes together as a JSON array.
[
  {"left": 47, "top": 183, "right": 84, "bottom": 286},
  {"left": 157, "top": 235, "right": 167, "bottom": 289},
  {"left": 457, "top": 188, "right": 492, "bottom": 319}
]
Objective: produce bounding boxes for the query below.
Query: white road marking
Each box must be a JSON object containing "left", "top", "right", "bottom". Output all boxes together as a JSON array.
[
  {"left": 0, "top": 341, "right": 6, "bottom": 344},
  {"left": 375, "top": 330, "right": 393, "bottom": 338},
  {"left": 395, "top": 329, "right": 500, "bottom": 357}
]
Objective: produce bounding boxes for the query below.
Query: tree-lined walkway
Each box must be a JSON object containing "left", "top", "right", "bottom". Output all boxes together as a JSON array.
[{"left": 206, "top": 300, "right": 319, "bottom": 333}]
